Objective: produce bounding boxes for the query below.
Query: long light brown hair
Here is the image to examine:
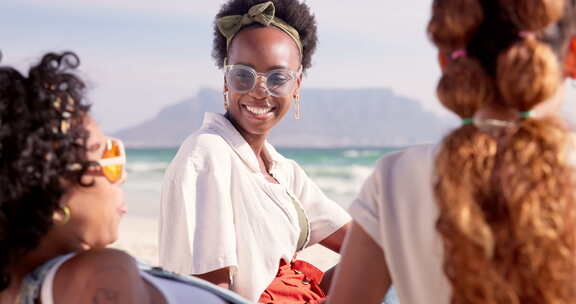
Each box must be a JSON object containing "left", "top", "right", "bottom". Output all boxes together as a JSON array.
[{"left": 429, "top": 0, "right": 576, "bottom": 302}]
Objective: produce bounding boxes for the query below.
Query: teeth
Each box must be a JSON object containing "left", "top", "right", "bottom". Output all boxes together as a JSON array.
[{"left": 246, "top": 105, "right": 272, "bottom": 115}]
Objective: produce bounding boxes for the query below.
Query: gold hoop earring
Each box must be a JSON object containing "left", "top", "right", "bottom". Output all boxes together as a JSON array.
[
  {"left": 293, "top": 95, "right": 301, "bottom": 120},
  {"left": 54, "top": 206, "right": 71, "bottom": 225},
  {"left": 223, "top": 91, "right": 229, "bottom": 111}
]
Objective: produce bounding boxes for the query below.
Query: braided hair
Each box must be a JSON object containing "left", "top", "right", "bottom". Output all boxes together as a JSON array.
[{"left": 430, "top": 0, "right": 576, "bottom": 302}]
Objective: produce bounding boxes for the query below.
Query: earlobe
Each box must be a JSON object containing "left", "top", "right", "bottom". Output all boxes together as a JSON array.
[
  {"left": 53, "top": 206, "right": 71, "bottom": 225},
  {"left": 295, "top": 74, "right": 303, "bottom": 94}
]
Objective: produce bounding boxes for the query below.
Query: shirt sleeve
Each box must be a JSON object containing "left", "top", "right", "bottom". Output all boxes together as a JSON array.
[
  {"left": 290, "top": 160, "right": 352, "bottom": 246},
  {"left": 348, "top": 152, "right": 402, "bottom": 250},
  {"left": 158, "top": 150, "right": 237, "bottom": 275}
]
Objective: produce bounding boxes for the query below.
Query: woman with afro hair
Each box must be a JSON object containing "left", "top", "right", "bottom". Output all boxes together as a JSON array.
[{"left": 159, "top": 0, "right": 351, "bottom": 303}]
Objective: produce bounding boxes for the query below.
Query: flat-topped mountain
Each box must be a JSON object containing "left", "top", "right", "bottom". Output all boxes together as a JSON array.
[{"left": 114, "top": 88, "right": 452, "bottom": 147}]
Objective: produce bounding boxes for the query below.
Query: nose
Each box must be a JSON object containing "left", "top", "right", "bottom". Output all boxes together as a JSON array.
[{"left": 249, "top": 75, "right": 270, "bottom": 99}]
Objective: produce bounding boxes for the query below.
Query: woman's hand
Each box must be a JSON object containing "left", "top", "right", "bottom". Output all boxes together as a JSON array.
[{"left": 325, "top": 221, "right": 391, "bottom": 304}]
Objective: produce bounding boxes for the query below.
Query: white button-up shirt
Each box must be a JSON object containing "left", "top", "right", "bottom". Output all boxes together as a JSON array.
[{"left": 159, "top": 112, "right": 351, "bottom": 301}]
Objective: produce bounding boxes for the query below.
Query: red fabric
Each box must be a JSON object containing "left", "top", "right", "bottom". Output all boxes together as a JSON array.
[{"left": 258, "top": 260, "right": 326, "bottom": 304}]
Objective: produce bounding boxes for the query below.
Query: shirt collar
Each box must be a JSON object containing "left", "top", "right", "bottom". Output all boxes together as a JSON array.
[{"left": 201, "top": 112, "right": 285, "bottom": 173}]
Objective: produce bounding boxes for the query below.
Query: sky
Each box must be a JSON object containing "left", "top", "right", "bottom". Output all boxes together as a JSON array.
[{"left": 2, "top": 0, "right": 575, "bottom": 132}]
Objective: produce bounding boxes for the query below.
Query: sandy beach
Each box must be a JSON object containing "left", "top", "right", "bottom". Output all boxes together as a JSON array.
[{"left": 112, "top": 215, "right": 341, "bottom": 271}]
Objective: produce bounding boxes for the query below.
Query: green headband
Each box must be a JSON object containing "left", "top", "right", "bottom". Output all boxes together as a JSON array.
[{"left": 216, "top": 1, "right": 303, "bottom": 56}]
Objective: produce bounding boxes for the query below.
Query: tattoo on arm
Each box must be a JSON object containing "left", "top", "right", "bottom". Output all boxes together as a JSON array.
[
  {"left": 75, "top": 255, "right": 148, "bottom": 304},
  {"left": 85, "top": 265, "right": 133, "bottom": 304}
]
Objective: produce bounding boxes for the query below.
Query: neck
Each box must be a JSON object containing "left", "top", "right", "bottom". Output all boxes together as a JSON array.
[
  {"left": 243, "top": 134, "right": 267, "bottom": 157},
  {"left": 225, "top": 113, "right": 268, "bottom": 157}
]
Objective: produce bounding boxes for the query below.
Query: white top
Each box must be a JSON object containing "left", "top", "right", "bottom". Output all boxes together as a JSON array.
[
  {"left": 40, "top": 254, "right": 227, "bottom": 304},
  {"left": 348, "top": 144, "right": 451, "bottom": 304},
  {"left": 159, "top": 112, "right": 351, "bottom": 301},
  {"left": 350, "top": 137, "right": 576, "bottom": 304}
]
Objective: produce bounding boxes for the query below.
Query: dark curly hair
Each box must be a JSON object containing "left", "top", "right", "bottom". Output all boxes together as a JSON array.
[
  {"left": 212, "top": 0, "right": 318, "bottom": 72},
  {"left": 0, "top": 52, "right": 92, "bottom": 291}
]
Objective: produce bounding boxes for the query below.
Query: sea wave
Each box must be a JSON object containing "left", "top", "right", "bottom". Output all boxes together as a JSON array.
[
  {"left": 342, "top": 149, "right": 383, "bottom": 159},
  {"left": 123, "top": 163, "right": 374, "bottom": 207},
  {"left": 302, "top": 164, "right": 374, "bottom": 180},
  {"left": 126, "top": 162, "right": 170, "bottom": 173},
  {"left": 303, "top": 164, "right": 374, "bottom": 206}
]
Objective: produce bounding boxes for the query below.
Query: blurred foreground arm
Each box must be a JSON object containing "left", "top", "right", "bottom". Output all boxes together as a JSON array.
[
  {"left": 318, "top": 222, "right": 351, "bottom": 293},
  {"left": 325, "top": 222, "right": 391, "bottom": 304}
]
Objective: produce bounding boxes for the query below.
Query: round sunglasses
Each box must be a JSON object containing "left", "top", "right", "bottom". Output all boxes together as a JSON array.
[{"left": 224, "top": 64, "right": 301, "bottom": 97}]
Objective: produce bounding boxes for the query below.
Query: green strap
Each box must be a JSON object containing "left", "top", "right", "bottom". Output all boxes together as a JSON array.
[
  {"left": 287, "top": 192, "right": 310, "bottom": 252},
  {"left": 216, "top": 1, "right": 303, "bottom": 55},
  {"left": 519, "top": 111, "right": 533, "bottom": 119}
]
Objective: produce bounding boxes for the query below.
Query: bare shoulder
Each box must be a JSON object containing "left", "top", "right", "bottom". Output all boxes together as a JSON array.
[
  {"left": 372, "top": 144, "right": 437, "bottom": 177},
  {"left": 53, "top": 248, "right": 151, "bottom": 304},
  {"left": 67, "top": 247, "right": 136, "bottom": 267}
]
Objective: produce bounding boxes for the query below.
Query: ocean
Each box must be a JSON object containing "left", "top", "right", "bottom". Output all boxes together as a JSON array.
[{"left": 123, "top": 147, "right": 402, "bottom": 217}]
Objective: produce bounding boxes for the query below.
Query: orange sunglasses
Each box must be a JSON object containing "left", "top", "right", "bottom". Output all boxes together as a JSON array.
[{"left": 96, "top": 138, "right": 126, "bottom": 183}]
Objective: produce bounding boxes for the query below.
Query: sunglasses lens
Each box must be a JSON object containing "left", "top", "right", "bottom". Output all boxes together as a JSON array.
[
  {"left": 267, "top": 71, "right": 294, "bottom": 97},
  {"left": 102, "top": 139, "right": 124, "bottom": 182},
  {"left": 103, "top": 164, "right": 123, "bottom": 182},
  {"left": 103, "top": 139, "right": 121, "bottom": 158},
  {"left": 228, "top": 67, "right": 255, "bottom": 92},
  {"left": 226, "top": 66, "right": 297, "bottom": 97}
]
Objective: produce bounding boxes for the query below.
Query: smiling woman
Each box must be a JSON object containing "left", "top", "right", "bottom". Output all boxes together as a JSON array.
[
  {"left": 224, "top": 25, "right": 302, "bottom": 136},
  {"left": 158, "top": 1, "right": 352, "bottom": 303}
]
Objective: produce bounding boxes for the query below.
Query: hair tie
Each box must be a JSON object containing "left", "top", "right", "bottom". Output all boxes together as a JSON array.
[
  {"left": 518, "top": 111, "right": 533, "bottom": 119},
  {"left": 450, "top": 49, "right": 467, "bottom": 60},
  {"left": 461, "top": 117, "right": 514, "bottom": 128},
  {"left": 461, "top": 111, "right": 534, "bottom": 126}
]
